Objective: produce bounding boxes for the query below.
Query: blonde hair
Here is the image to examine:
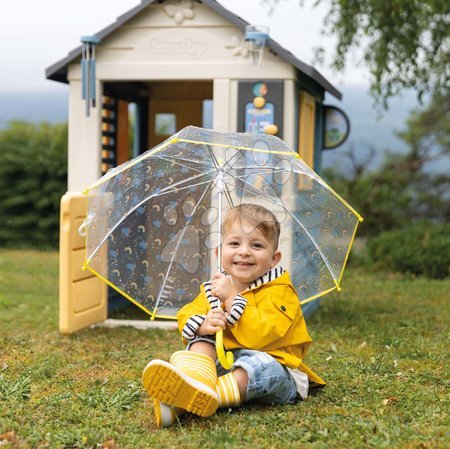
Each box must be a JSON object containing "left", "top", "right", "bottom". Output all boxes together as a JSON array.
[{"left": 223, "top": 204, "right": 280, "bottom": 250}]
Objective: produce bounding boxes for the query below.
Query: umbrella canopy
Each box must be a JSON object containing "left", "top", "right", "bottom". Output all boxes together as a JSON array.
[{"left": 82, "top": 126, "right": 362, "bottom": 320}]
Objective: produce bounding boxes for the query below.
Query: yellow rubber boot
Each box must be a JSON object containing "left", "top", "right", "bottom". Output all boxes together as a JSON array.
[
  {"left": 217, "top": 372, "right": 241, "bottom": 408},
  {"left": 142, "top": 351, "right": 218, "bottom": 417}
]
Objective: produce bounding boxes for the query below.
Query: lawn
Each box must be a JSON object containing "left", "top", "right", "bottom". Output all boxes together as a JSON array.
[{"left": 0, "top": 249, "right": 448, "bottom": 449}]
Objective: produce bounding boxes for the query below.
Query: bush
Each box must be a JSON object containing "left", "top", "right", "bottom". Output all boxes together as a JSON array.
[
  {"left": 367, "top": 222, "right": 450, "bottom": 279},
  {"left": 0, "top": 121, "right": 67, "bottom": 249}
]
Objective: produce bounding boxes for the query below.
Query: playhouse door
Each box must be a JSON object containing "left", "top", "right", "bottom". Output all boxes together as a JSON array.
[
  {"left": 149, "top": 99, "right": 203, "bottom": 147},
  {"left": 148, "top": 81, "right": 212, "bottom": 148}
]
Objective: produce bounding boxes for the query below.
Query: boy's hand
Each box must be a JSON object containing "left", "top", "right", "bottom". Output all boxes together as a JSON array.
[
  {"left": 198, "top": 308, "right": 226, "bottom": 336},
  {"left": 211, "top": 272, "right": 238, "bottom": 314},
  {"left": 211, "top": 272, "right": 238, "bottom": 304}
]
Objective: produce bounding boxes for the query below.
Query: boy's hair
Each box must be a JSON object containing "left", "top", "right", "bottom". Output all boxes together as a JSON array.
[{"left": 223, "top": 204, "right": 280, "bottom": 250}]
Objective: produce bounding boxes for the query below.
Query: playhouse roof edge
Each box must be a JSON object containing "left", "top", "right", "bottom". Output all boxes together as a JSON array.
[{"left": 45, "top": 0, "right": 342, "bottom": 100}]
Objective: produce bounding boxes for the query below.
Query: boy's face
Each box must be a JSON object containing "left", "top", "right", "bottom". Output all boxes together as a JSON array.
[{"left": 219, "top": 219, "right": 281, "bottom": 290}]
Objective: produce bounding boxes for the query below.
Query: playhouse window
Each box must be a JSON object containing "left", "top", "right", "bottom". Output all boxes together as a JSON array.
[
  {"left": 202, "top": 100, "right": 213, "bottom": 129},
  {"left": 155, "top": 113, "right": 176, "bottom": 136}
]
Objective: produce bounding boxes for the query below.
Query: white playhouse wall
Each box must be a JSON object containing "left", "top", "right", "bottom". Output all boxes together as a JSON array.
[{"left": 66, "top": 2, "right": 296, "bottom": 192}]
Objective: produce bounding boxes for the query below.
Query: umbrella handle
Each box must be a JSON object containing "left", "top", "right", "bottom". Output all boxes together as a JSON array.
[{"left": 216, "top": 329, "right": 233, "bottom": 369}]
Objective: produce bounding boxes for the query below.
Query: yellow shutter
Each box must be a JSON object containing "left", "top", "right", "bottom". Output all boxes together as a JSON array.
[
  {"left": 59, "top": 192, "right": 107, "bottom": 333},
  {"left": 298, "top": 91, "right": 316, "bottom": 168}
]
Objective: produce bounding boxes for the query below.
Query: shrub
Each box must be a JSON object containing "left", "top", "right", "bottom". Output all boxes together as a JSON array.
[
  {"left": 0, "top": 121, "right": 67, "bottom": 249},
  {"left": 367, "top": 222, "right": 450, "bottom": 279}
]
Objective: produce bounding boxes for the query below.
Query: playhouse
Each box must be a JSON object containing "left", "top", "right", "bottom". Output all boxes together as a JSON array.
[{"left": 46, "top": 0, "right": 346, "bottom": 333}]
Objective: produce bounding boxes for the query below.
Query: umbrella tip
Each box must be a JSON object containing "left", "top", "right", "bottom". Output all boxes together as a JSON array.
[{"left": 336, "top": 286, "right": 342, "bottom": 292}]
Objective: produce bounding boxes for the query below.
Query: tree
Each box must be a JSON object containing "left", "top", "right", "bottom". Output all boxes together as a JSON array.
[
  {"left": 264, "top": 0, "right": 449, "bottom": 107},
  {"left": 397, "top": 90, "right": 450, "bottom": 165},
  {"left": 322, "top": 91, "right": 450, "bottom": 236}
]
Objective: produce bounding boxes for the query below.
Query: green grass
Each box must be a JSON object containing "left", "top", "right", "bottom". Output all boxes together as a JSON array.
[{"left": 0, "top": 249, "right": 449, "bottom": 449}]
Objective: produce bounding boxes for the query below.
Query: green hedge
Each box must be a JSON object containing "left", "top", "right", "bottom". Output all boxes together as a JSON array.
[
  {"left": 0, "top": 121, "right": 67, "bottom": 249},
  {"left": 367, "top": 222, "right": 450, "bottom": 279}
]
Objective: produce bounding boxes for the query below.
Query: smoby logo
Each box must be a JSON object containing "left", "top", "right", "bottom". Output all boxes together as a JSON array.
[{"left": 149, "top": 38, "right": 208, "bottom": 59}]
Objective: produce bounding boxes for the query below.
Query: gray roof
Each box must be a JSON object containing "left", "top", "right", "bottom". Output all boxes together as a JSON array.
[{"left": 45, "top": 0, "right": 341, "bottom": 99}]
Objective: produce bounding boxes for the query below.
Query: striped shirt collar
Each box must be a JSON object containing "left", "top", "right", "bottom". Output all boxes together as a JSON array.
[
  {"left": 203, "top": 267, "right": 285, "bottom": 293},
  {"left": 245, "top": 266, "right": 285, "bottom": 292}
]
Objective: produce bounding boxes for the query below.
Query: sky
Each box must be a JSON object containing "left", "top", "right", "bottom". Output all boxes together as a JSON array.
[
  {"left": 0, "top": 0, "right": 368, "bottom": 93},
  {"left": 0, "top": 0, "right": 423, "bottom": 171}
]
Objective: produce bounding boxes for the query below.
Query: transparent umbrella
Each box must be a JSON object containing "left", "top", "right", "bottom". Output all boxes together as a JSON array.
[{"left": 81, "top": 126, "right": 363, "bottom": 367}]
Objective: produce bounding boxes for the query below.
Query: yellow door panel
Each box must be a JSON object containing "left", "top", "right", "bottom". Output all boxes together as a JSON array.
[
  {"left": 73, "top": 277, "right": 104, "bottom": 313},
  {"left": 59, "top": 192, "right": 107, "bottom": 334},
  {"left": 71, "top": 248, "right": 94, "bottom": 282},
  {"left": 72, "top": 217, "right": 87, "bottom": 250}
]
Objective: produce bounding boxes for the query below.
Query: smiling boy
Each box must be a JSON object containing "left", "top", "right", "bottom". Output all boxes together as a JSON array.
[{"left": 142, "top": 204, "right": 324, "bottom": 427}]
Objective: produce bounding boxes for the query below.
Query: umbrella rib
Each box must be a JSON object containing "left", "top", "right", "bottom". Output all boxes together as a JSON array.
[
  {"left": 151, "top": 181, "right": 213, "bottom": 317},
  {"left": 222, "top": 148, "right": 245, "bottom": 171},
  {"left": 223, "top": 181, "right": 235, "bottom": 209},
  {"left": 225, "top": 171, "right": 338, "bottom": 282},
  {"left": 202, "top": 143, "right": 236, "bottom": 205},
  {"left": 146, "top": 177, "right": 215, "bottom": 200},
  {"left": 86, "top": 170, "right": 215, "bottom": 264},
  {"left": 155, "top": 155, "right": 215, "bottom": 172},
  {"left": 205, "top": 144, "right": 220, "bottom": 168},
  {"left": 229, "top": 166, "right": 298, "bottom": 180},
  {"left": 157, "top": 169, "right": 216, "bottom": 196},
  {"left": 222, "top": 149, "right": 277, "bottom": 174},
  {"left": 153, "top": 159, "right": 205, "bottom": 177}
]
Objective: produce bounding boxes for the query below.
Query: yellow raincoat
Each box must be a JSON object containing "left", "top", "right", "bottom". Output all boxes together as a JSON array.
[{"left": 177, "top": 271, "right": 325, "bottom": 386}]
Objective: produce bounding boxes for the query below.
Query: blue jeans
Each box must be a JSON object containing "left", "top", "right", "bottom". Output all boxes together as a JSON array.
[{"left": 216, "top": 349, "right": 298, "bottom": 405}]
